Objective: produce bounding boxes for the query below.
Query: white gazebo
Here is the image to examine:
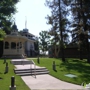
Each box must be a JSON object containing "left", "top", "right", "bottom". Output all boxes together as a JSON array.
[{"left": 2, "top": 22, "right": 27, "bottom": 59}]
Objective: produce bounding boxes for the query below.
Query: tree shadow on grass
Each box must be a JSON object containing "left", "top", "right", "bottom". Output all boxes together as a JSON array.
[
  {"left": 60, "top": 59, "right": 90, "bottom": 83},
  {"left": 0, "top": 72, "right": 3, "bottom": 80},
  {"left": 0, "top": 77, "right": 3, "bottom": 80},
  {"left": 0, "top": 72, "right": 2, "bottom": 74}
]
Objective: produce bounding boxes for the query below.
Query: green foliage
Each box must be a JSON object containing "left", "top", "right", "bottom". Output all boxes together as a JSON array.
[
  {"left": 0, "top": 0, "right": 19, "bottom": 16},
  {"left": 45, "top": 0, "right": 70, "bottom": 60},
  {"left": 71, "top": 0, "right": 90, "bottom": 43},
  {"left": 45, "top": 0, "right": 70, "bottom": 45},
  {"left": 70, "top": 0, "right": 90, "bottom": 62},
  {"left": 0, "top": 0, "right": 19, "bottom": 35},
  {"left": 0, "top": 29, "right": 6, "bottom": 40},
  {"left": 45, "top": 0, "right": 70, "bottom": 37},
  {"left": 39, "top": 30, "right": 50, "bottom": 54}
]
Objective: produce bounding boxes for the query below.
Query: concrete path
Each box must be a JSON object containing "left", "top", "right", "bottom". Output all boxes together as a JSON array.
[
  {"left": 21, "top": 75, "right": 82, "bottom": 90},
  {"left": 13, "top": 59, "right": 83, "bottom": 90}
]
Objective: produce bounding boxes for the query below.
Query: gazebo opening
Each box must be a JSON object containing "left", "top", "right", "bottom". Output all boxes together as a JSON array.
[
  {"left": 11, "top": 42, "right": 16, "bottom": 49},
  {"left": 5, "top": 42, "right": 9, "bottom": 49}
]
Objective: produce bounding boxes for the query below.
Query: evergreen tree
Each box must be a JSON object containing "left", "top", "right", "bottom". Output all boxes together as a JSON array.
[
  {"left": 45, "top": 0, "right": 70, "bottom": 60},
  {"left": 71, "top": 0, "right": 90, "bottom": 63}
]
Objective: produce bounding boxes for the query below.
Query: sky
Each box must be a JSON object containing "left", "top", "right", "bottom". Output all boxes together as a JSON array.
[{"left": 15, "top": 0, "right": 51, "bottom": 37}]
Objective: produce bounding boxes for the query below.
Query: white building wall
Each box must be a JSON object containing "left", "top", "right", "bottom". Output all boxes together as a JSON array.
[
  {"left": 26, "top": 41, "right": 30, "bottom": 56},
  {"left": 30, "top": 42, "right": 34, "bottom": 50},
  {"left": 27, "top": 41, "right": 30, "bottom": 50}
]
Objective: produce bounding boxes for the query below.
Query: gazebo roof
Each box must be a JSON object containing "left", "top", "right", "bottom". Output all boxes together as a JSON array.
[
  {"left": 4, "top": 34, "right": 28, "bottom": 41},
  {"left": 12, "top": 22, "right": 18, "bottom": 31}
]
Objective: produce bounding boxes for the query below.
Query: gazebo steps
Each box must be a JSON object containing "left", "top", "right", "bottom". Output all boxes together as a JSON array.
[
  {"left": 16, "top": 72, "right": 49, "bottom": 76},
  {"left": 14, "top": 67, "right": 47, "bottom": 71},
  {"left": 11, "top": 60, "right": 34, "bottom": 65},
  {"left": 1, "top": 55, "right": 24, "bottom": 59},
  {"left": 14, "top": 68, "right": 49, "bottom": 76}
]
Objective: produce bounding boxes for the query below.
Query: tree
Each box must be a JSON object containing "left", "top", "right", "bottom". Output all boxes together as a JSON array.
[
  {"left": 39, "top": 30, "right": 50, "bottom": 55},
  {"left": 0, "top": 0, "right": 19, "bottom": 57},
  {"left": 70, "top": 0, "right": 90, "bottom": 63},
  {"left": 0, "top": 0, "right": 19, "bottom": 35},
  {"left": 45, "top": 0, "right": 70, "bottom": 60},
  {"left": 0, "top": 30, "right": 6, "bottom": 57},
  {"left": 0, "top": 30, "right": 6, "bottom": 41}
]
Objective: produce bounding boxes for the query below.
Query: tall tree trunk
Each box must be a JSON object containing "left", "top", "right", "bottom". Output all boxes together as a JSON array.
[
  {"left": 58, "top": 0, "right": 65, "bottom": 62},
  {"left": 86, "top": 38, "right": 90, "bottom": 63},
  {"left": 0, "top": 41, "right": 3, "bottom": 57}
]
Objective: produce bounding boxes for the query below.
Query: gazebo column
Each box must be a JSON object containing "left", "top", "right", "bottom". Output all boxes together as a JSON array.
[
  {"left": 3, "top": 41, "right": 5, "bottom": 50},
  {"left": 16, "top": 41, "right": 20, "bottom": 53},
  {"left": 9, "top": 41, "right": 11, "bottom": 49},
  {"left": 16, "top": 42, "right": 17, "bottom": 50},
  {"left": 3, "top": 41, "right": 5, "bottom": 56},
  {"left": 20, "top": 42, "right": 23, "bottom": 52},
  {"left": 9, "top": 41, "right": 11, "bottom": 55},
  {"left": 15, "top": 41, "right": 17, "bottom": 53},
  {"left": 21, "top": 42, "right": 23, "bottom": 49},
  {"left": 19, "top": 42, "right": 20, "bottom": 53},
  {"left": 22, "top": 42, "right": 25, "bottom": 55}
]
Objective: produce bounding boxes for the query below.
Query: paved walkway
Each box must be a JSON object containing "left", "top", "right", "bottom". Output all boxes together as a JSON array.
[
  {"left": 14, "top": 59, "right": 83, "bottom": 90},
  {"left": 21, "top": 75, "right": 82, "bottom": 90}
]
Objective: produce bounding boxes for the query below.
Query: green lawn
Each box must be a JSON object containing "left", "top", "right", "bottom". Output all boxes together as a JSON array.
[
  {"left": 0, "top": 59, "right": 30, "bottom": 90},
  {"left": 29, "top": 58, "right": 90, "bottom": 85}
]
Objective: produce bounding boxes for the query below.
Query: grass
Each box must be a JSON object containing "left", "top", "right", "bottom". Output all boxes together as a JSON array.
[
  {"left": 0, "top": 59, "right": 30, "bottom": 90},
  {"left": 28, "top": 58, "right": 90, "bottom": 85}
]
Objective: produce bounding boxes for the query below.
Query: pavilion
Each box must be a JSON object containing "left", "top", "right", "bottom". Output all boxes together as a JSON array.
[{"left": 2, "top": 22, "right": 27, "bottom": 59}]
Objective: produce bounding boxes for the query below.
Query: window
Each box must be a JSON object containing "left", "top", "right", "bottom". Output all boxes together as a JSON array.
[
  {"left": 17, "top": 42, "right": 22, "bottom": 49},
  {"left": 25, "top": 34, "right": 27, "bottom": 37},
  {"left": 5, "top": 42, "right": 9, "bottom": 49},
  {"left": 11, "top": 42, "right": 16, "bottom": 49}
]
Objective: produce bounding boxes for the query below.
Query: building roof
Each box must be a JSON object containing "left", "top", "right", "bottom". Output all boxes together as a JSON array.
[
  {"left": 4, "top": 34, "right": 28, "bottom": 41},
  {"left": 12, "top": 22, "right": 18, "bottom": 31}
]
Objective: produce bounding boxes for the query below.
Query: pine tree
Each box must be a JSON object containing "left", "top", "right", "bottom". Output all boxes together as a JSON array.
[
  {"left": 45, "top": 0, "right": 70, "bottom": 61},
  {"left": 71, "top": 0, "right": 90, "bottom": 63}
]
